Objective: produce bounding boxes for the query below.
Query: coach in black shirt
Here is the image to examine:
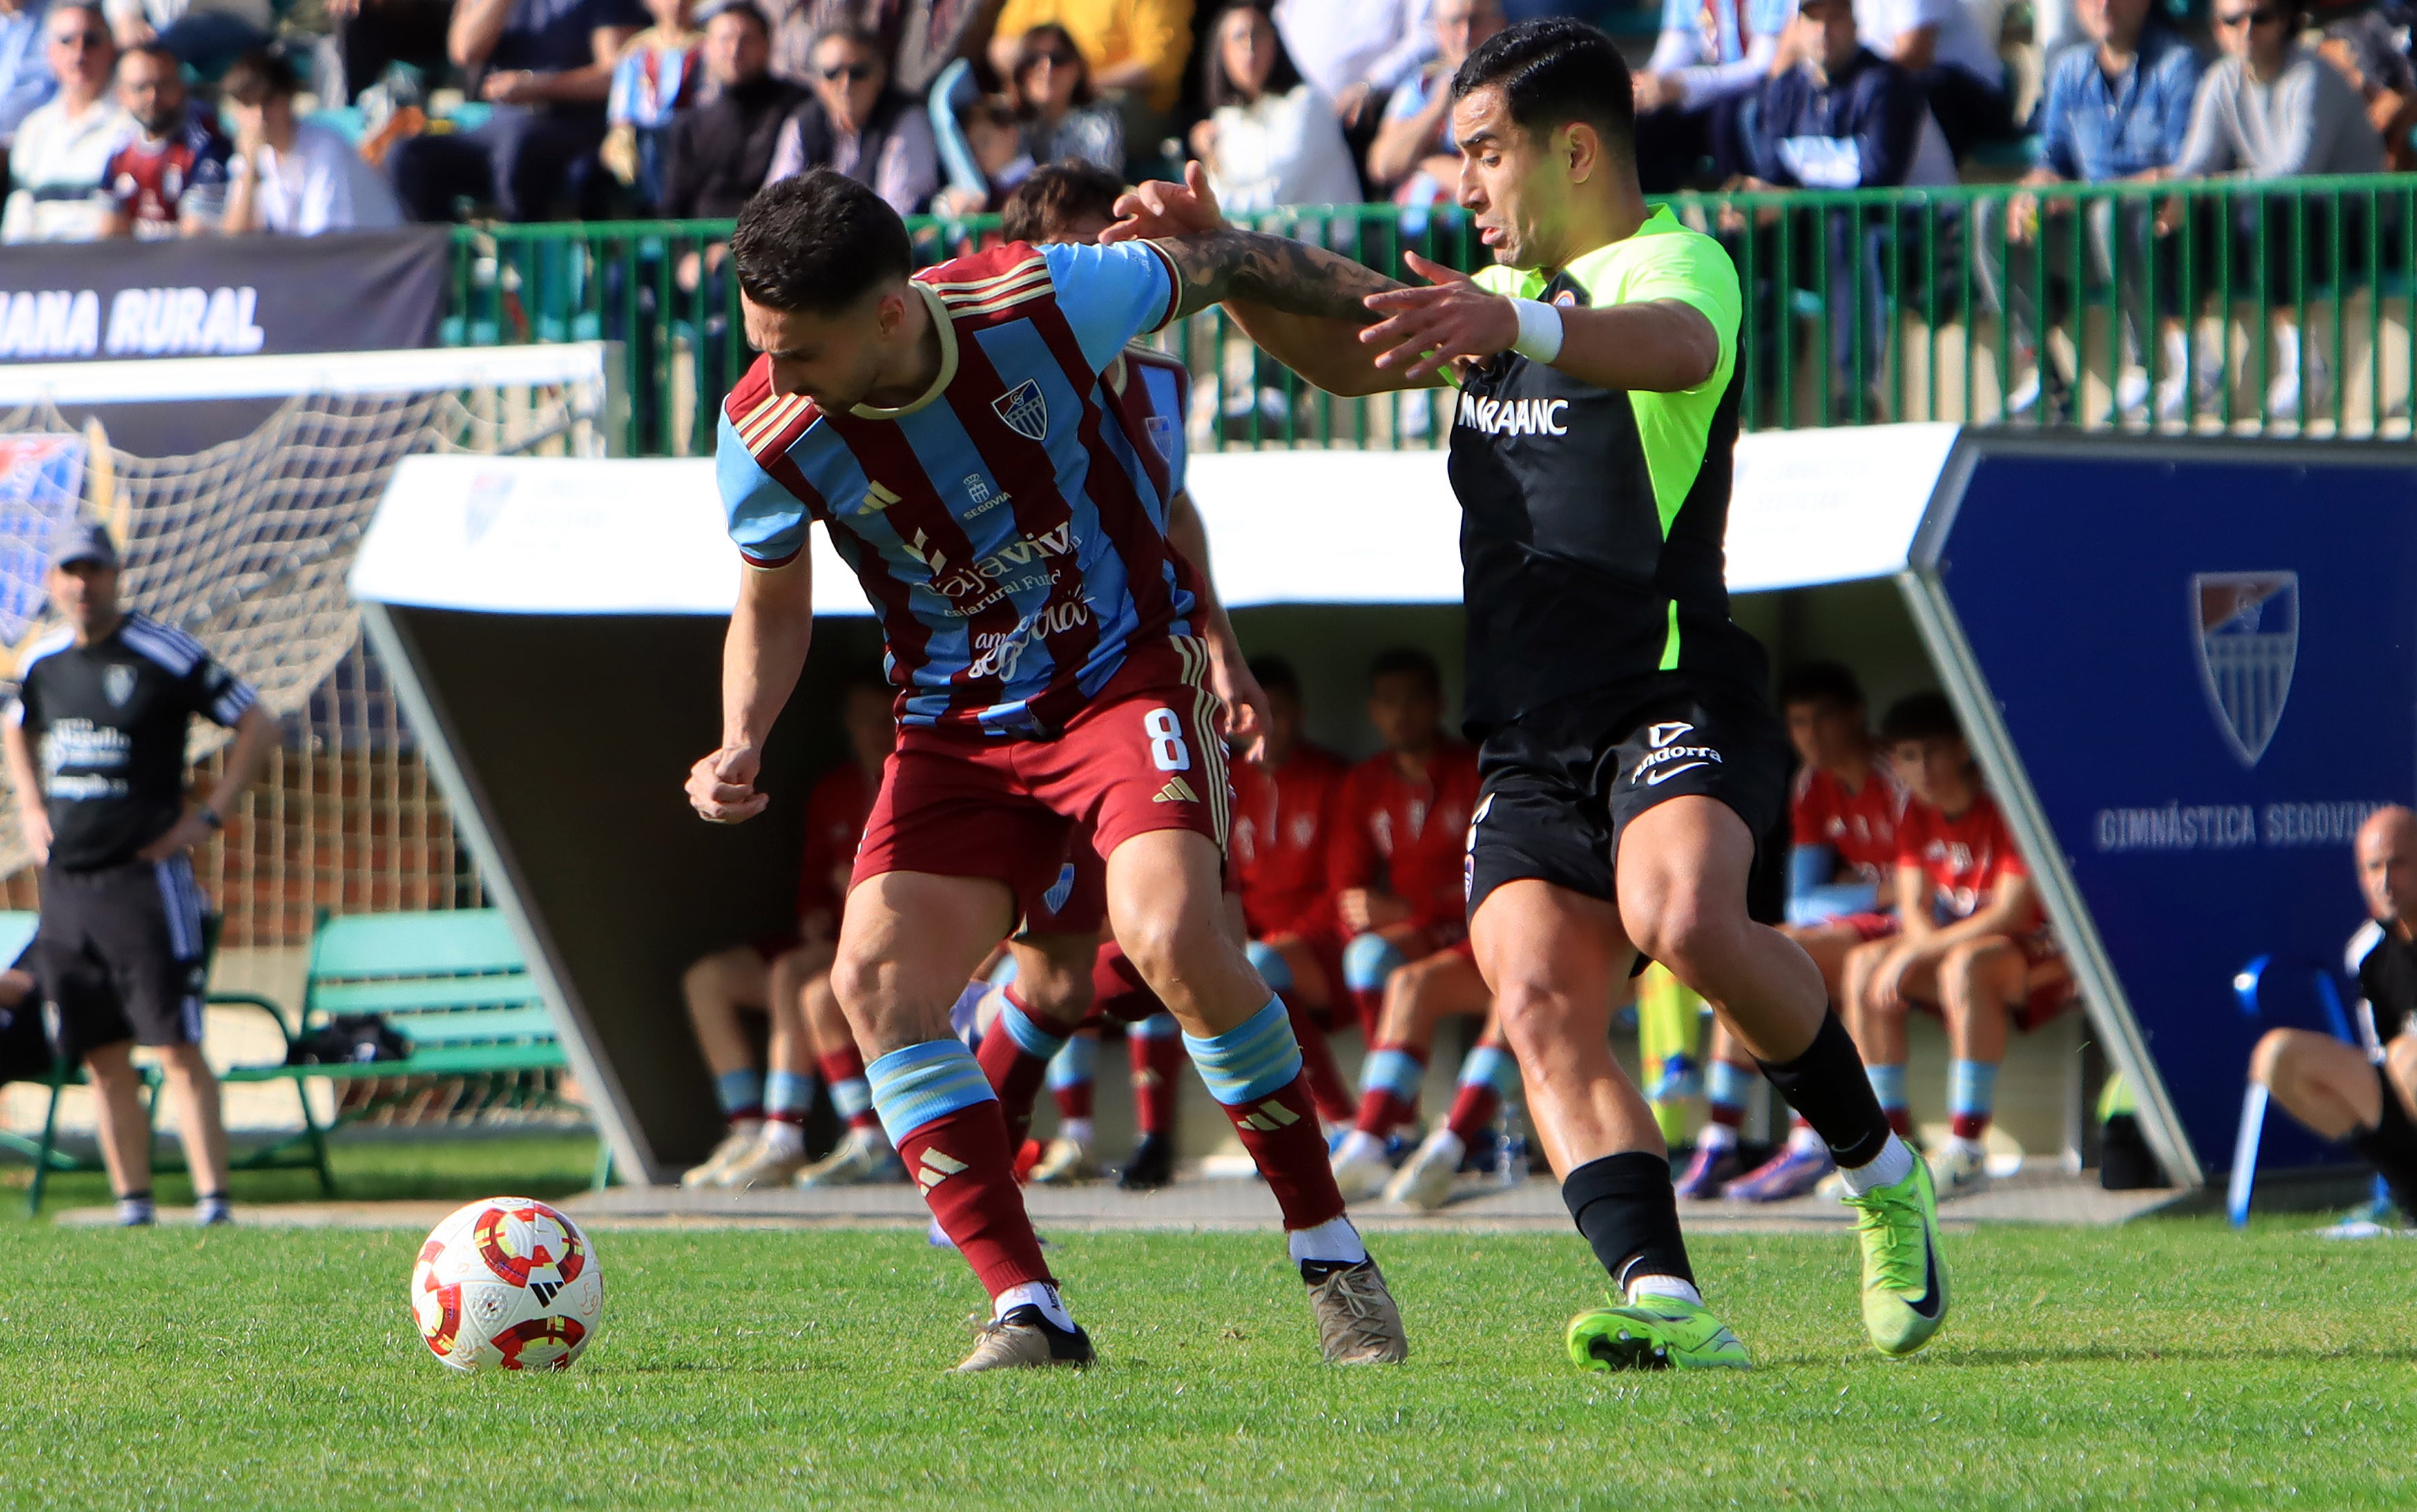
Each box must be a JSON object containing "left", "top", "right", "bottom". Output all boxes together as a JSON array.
[
  {"left": 660, "top": 2, "right": 802, "bottom": 220},
  {"left": 2251, "top": 805, "right": 2417, "bottom": 1222},
  {"left": 0, "top": 522, "right": 275, "bottom": 1227}
]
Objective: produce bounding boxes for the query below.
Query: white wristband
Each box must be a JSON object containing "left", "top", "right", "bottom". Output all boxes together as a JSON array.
[{"left": 1510, "top": 297, "right": 1564, "bottom": 364}]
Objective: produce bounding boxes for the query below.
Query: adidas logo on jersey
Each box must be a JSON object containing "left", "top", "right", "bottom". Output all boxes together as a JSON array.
[
  {"left": 857, "top": 479, "right": 903, "bottom": 515},
  {"left": 916, "top": 1148, "right": 968, "bottom": 1191},
  {"left": 1154, "top": 775, "right": 1201, "bottom": 805},
  {"left": 1456, "top": 392, "right": 1570, "bottom": 436},
  {"left": 1236, "top": 1099, "right": 1300, "bottom": 1132}
]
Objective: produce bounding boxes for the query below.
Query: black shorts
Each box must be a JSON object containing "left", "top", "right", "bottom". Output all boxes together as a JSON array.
[
  {"left": 35, "top": 855, "right": 209, "bottom": 1060},
  {"left": 1465, "top": 673, "right": 1793, "bottom": 926}
]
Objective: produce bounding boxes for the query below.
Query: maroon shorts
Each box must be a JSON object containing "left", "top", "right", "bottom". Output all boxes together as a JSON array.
[
  {"left": 854, "top": 638, "right": 1231, "bottom": 923},
  {"left": 1083, "top": 941, "right": 1169, "bottom": 1027}
]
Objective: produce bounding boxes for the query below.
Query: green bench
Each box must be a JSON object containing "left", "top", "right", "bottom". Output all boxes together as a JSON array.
[{"left": 3, "top": 908, "right": 572, "bottom": 1215}]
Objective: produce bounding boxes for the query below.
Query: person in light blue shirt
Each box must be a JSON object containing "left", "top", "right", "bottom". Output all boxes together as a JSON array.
[
  {"left": 0, "top": 0, "right": 57, "bottom": 146},
  {"left": 1972, "top": 0, "right": 2202, "bottom": 425}
]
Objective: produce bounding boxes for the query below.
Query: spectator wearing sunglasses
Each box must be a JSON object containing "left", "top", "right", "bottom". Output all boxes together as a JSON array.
[
  {"left": 2170, "top": 0, "right": 2383, "bottom": 417},
  {"left": 1, "top": 2, "right": 130, "bottom": 243},
  {"left": 765, "top": 21, "right": 936, "bottom": 213},
  {"left": 1010, "top": 21, "right": 1121, "bottom": 171}
]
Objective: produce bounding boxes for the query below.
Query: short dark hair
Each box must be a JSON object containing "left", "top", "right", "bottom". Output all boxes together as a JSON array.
[
  {"left": 701, "top": 0, "right": 770, "bottom": 35},
  {"left": 1370, "top": 646, "right": 1442, "bottom": 696},
  {"left": 1880, "top": 691, "right": 1961, "bottom": 746},
  {"left": 1452, "top": 16, "right": 1633, "bottom": 153},
  {"left": 1777, "top": 661, "right": 1864, "bottom": 713},
  {"left": 732, "top": 170, "right": 913, "bottom": 315},
  {"left": 221, "top": 48, "right": 296, "bottom": 105},
  {"left": 1203, "top": 0, "right": 1303, "bottom": 112},
  {"left": 119, "top": 38, "right": 181, "bottom": 73},
  {"left": 1249, "top": 655, "right": 1301, "bottom": 699},
  {"left": 1000, "top": 160, "right": 1126, "bottom": 243}
]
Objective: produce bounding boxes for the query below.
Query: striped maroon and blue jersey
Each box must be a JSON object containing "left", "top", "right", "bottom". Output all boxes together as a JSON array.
[{"left": 718, "top": 239, "right": 1201, "bottom": 737}]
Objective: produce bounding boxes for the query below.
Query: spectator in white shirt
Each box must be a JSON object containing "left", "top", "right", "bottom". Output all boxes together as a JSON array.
[
  {"left": 218, "top": 49, "right": 403, "bottom": 235},
  {"left": 1851, "top": 0, "right": 2011, "bottom": 155},
  {"left": 0, "top": 2, "right": 128, "bottom": 243},
  {"left": 1272, "top": 0, "right": 1433, "bottom": 130},
  {"left": 0, "top": 0, "right": 59, "bottom": 151},
  {"left": 1191, "top": 0, "right": 1361, "bottom": 213}
]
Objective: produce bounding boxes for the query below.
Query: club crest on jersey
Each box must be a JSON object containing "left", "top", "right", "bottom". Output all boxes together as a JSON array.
[
  {"left": 1647, "top": 721, "right": 1694, "bottom": 749},
  {"left": 1145, "top": 414, "right": 1176, "bottom": 459},
  {"left": 993, "top": 379, "right": 1049, "bottom": 441},
  {"left": 2193, "top": 571, "right": 2298, "bottom": 767},
  {"left": 1042, "top": 863, "right": 1076, "bottom": 915},
  {"left": 102, "top": 665, "right": 134, "bottom": 708}
]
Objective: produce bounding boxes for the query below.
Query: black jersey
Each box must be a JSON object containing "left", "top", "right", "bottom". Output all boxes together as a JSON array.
[
  {"left": 1449, "top": 209, "right": 1769, "bottom": 735},
  {"left": 8, "top": 613, "right": 257, "bottom": 872},
  {"left": 2350, "top": 919, "right": 2417, "bottom": 1048}
]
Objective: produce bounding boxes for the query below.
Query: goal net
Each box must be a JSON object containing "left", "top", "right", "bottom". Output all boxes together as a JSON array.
[{"left": 0, "top": 344, "right": 611, "bottom": 947}]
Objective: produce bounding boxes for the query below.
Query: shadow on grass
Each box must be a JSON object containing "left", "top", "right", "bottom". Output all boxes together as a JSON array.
[{"left": 1760, "top": 1341, "right": 2417, "bottom": 1369}]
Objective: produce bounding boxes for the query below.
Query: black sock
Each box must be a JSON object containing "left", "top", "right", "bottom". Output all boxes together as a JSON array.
[
  {"left": 1562, "top": 1151, "right": 1695, "bottom": 1294},
  {"left": 1756, "top": 1009, "right": 1892, "bottom": 1171},
  {"left": 2349, "top": 1064, "right": 2417, "bottom": 1219}
]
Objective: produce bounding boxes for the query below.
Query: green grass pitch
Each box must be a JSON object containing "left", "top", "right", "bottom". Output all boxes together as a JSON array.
[{"left": 3, "top": 1176, "right": 2413, "bottom": 1510}]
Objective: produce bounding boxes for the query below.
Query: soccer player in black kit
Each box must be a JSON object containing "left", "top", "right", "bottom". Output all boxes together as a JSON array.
[
  {"left": 1110, "top": 17, "right": 1949, "bottom": 1367},
  {"left": 1, "top": 522, "right": 275, "bottom": 1226}
]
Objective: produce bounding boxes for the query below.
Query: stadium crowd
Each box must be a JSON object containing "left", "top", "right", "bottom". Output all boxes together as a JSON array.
[
  {"left": 0, "top": 0, "right": 2408, "bottom": 249},
  {"left": 671, "top": 628, "right": 2081, "bottom": 1213}
]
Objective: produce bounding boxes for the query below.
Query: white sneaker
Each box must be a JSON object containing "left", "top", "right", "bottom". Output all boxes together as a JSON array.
[
  {"left": 795, "top": 1126, "right": 904, "bottom": 1188},
  {"left": 1330, "top": 1133, "right": 1394, "bottom": 1203},
  {"left": 681, "top": 1120, "right": 763, "bottom": 1188},
  {"left": 2157, "top": 362, "right": 2223, "bottom": 424},
  {"left": 1930, "top": 1139, "right": 1990, "bottom": 1196},
  {"left": 2005, "top": 365, "right": 2045, "bottom": 418},
  {"left": 2267, "top": 352, "right": 2331, "bottom": 423},
  {"left": 2113, "top": 368, "right": 2150, "bottom": 424},
  {"left": 718, "top": 1126, "right": 808, "bottom": 1189},
  {"left": 1383, "top": 1129, "right": 1465, "bottom": 1212},
  {"left": 1027, "top": 1136, "right": 1102, "bottom": 1185}
]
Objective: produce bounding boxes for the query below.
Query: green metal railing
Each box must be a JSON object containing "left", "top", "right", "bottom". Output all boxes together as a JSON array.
[{"left": 442, "top": 175, "right": 2417, "bottom": 457}]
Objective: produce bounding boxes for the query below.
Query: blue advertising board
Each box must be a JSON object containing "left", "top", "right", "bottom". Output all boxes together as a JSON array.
[{"left": 1919, "top": 438, "right": 2417, "bottom": 1174}]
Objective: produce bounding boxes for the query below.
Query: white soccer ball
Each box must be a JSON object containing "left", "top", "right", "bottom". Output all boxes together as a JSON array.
[{"left": 409, "top": 1196, "right": 603, "bottom": 1373}]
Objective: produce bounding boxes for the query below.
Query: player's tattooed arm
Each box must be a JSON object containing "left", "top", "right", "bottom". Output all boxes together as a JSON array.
[{"left": 1151, "top": 229, "right": 1405, "bottom": 325}]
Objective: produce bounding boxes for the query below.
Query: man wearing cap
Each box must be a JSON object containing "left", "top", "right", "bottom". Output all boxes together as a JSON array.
[{"left": 0, "top": 521, "right": 274, "bottom": 1226}]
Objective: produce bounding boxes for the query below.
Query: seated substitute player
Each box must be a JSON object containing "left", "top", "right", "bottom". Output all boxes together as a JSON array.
[
  {"left": 1327, "top": 648, "right": 1482, "bottom": 1041},
  {"left": 1227, "top": 654, "right": 1357, "bottom": 1127},
  {"left": 1693, "top": 662, "right": 1907, "bottom": 1202},
  {"left": 690, "top": 169, "right": 1420, "bottom": 1371},
  {"left": 1105, "top": 14, "right": 1946, "bottom": 1369},
  {"left": 1845, "top": 692, "right": 2072, "bottom": 1196},
  {"left": 681, "top": 670, "right": 896, "bottom": 1189},
  {"left": 1, "top": 522, "right": 276, "bottom": 1228},
  {"left": 2249, "top": 805, "right": 2417, "bottom": 1230}
]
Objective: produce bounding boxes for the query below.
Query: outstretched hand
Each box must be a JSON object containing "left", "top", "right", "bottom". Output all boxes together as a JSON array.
[
  {"left": 1359, "top": 251, "right": 1518, "bottom": 381},
  {"left": 1103, "top": 160, "right": 1227, "bottom": 244}
]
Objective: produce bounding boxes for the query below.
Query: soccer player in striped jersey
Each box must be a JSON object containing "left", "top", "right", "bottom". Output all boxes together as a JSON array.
[
  {"left": 1105, "top": 18, "right": 1948, "bottom": 1369},
  {"left": 689, "top": 169, "right": 1414, "bottom": 1371}
]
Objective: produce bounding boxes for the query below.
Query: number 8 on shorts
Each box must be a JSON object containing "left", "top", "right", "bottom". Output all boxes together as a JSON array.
[{"left": 1145, "top": 707, "right": 1190, "bottom": 772}]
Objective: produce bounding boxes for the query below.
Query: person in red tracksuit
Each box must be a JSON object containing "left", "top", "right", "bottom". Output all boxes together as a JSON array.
[
  {"left": 1321, "top": 648, "right": 1493, "bottom": 1200},
  {"left": 1230, "top": 655, "right": 1355, "bottom": 1123}
]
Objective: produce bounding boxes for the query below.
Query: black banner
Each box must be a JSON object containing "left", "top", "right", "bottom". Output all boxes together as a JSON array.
[{"left": 0, "top": 227, "right": 448, "bottom": 364}]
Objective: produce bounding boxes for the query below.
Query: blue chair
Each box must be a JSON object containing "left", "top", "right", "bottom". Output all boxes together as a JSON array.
[{"left": 2225, "top": 953, "right": 2382, "bottom": 1227}]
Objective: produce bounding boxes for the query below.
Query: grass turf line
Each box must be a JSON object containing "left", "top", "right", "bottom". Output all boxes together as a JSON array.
[{"left": 2, "top": 1219, "right": 2411, "bottom": 1509}]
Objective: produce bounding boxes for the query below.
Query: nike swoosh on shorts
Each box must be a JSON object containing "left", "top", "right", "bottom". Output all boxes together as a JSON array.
[{"left": 1642, "top": 760, "right": 1713, "bottom": 787}]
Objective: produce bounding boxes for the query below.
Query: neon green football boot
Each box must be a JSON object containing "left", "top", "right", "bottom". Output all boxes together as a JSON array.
[
  {"left": 1565, "top": 1296, "right": 1751, "bottom": 1372},
  {"left": 1842, "top": 1154, "right": 1950, "bottom": 1357}
]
